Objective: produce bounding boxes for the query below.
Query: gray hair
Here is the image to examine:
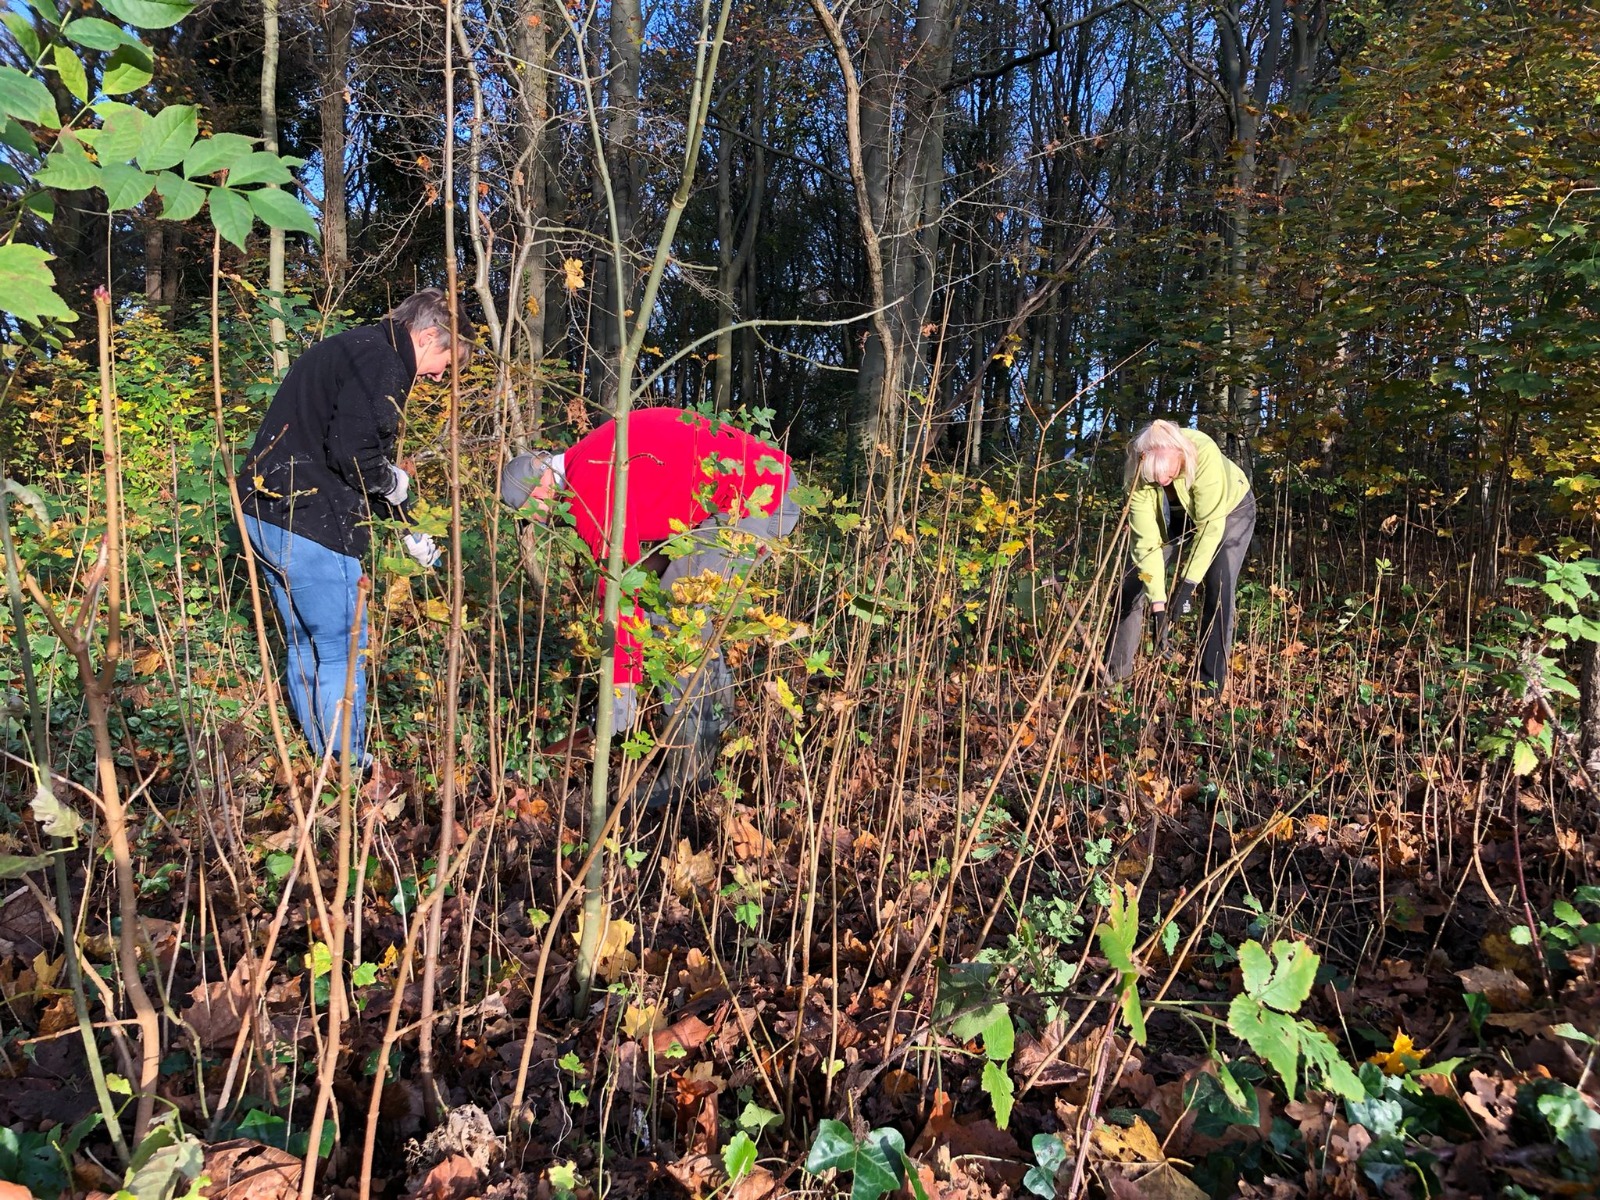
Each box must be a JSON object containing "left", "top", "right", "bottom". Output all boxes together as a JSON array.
[
  {"left": 1124, "top": 419, "right": 1197, "bottom": 489},
  {"left": 387, "top": 288, "right": 474, "bottom": 349},
  {"left": 500, "top": 450, "right": 566, "bottom": 511}
]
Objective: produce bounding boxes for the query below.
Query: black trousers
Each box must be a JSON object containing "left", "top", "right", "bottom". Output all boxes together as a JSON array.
[{"left": 1106, "top": 491, "right": 1257, "bottom": 690}]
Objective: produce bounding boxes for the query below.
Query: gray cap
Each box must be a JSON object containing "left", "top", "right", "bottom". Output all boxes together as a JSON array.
[{"left": 500, "top": 451, "right": 565, "bottom": 510}]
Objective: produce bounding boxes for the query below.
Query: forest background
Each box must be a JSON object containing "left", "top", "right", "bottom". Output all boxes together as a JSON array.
[{"left": 2, "top": 0, "right": 1600, "bottom": 1198}]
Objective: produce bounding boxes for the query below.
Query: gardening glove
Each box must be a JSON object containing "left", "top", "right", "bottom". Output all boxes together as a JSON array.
[
  {"left": 1151, "top": 604, "right": 1172, "bottom": 653},
  {"left": 610, "top": 683, "right": 639, "bottom": 733},
  {"left": 382, "top": 463, "right": 411, "bottom": 506},
  {"left": 1168, "top": 578, "right": 1197, "bottom": 619},
  {"left": 403, "top": 531, "right": 441, "bottom": 568}
]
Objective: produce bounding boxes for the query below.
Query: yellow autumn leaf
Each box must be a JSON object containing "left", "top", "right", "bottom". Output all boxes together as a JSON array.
[
  {"left": 665, "top": 839, "right": 718, "bottom": 900},
  {"left": 621, "top": 1003, "right": 667, "bottom": 1039},
  {"left": 765, "top": 677, "right": 802, "bottom": 721},
  {"left": 385, "top": 575, "right": 413, "bottom": 613},
  {"left": 562, "top": 257, "right": 586, "bottom": 292},
  {"left": 423, "top": 597, "right": 450, "bottom": 622},
  {"left": 32, "top": 952, "right": 63, "bottom": 992},
  {"left": 1369, "top": 1030, "right": 1426, "bottom": 1076},
  {"left": 573, "top": 911, "right": 637, "bottom": 983}
]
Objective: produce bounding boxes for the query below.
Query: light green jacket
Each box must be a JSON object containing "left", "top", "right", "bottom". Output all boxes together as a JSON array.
[{"left": 1128, "top": 428, "right": 1250, "bottom": 604}]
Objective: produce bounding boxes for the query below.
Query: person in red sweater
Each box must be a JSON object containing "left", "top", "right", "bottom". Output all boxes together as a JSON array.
[{"left": 501, "top": 407, "right": 799, "bottom": 793}]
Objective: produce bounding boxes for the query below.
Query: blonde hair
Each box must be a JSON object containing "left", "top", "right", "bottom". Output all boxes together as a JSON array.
[{"left": 1124, "top": 419, "right": 1197, "bottom": 489}]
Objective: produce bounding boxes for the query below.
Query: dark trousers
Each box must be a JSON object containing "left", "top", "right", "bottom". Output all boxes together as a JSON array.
[
  {"left": 1106, "top": 491, "right": 1256, "bottom": 691},
  {"left": 647, "top": 490, "right": 802, "bottom": 797}
]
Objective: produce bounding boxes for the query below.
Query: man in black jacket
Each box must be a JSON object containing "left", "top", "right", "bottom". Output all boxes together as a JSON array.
[{"left": 237, "top": 289, "right": 467, "bottom": 772}]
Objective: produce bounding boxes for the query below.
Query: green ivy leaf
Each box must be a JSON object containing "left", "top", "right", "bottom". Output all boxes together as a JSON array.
[
  {"left": 1228, "top": 993, "right": 1301, "bottom": 1099},
  {"left": 136, "top": 103, "right": 196, "bottom": 171},
  {"left": 63, "top": 16, "right": 143, "bottom": 51},
  {"left": 183, "top": 132, "right": 252, "bottom": 179},
  {"left": 208, "top": 184, "right": 252, "bottom": 248},
  {"left": 1022, "top": 1164, "right": 1057, "bottom": 1199},
  {"left": 154, "top": 170, "right": 204, "bottom": 220},
  {"left": 850, "top": 1128, "right": 906, "bottom": 1200},
  {"left": 350, "top": 961, "right": 378, "bottom": 988},
  {"left": 224, "top": 149, "right": 292, "bottom": 188},
  {"left": 248, "top": 186, "right": 317, "bottom": 236},
  {"left": 99, "top": 44, "right": 154, "bottom": 95},
  {"left": 99, "top": 160, "right": 155, "bottom": 210},
  {"left": 2, "top": 13, "right": 42, "bottom": 63},
  {"left": 51, "top": 44, "right": 88, "bottom": 104},
  {"left": 34, "top": 137, "right": 100, "bottom": 190},
  {"left": 94, "top": 101, "right": 149, "bottom": 162},
  {"left": 0, "top": 65, "right": 58, "bottom": 126},
  {"left": 804, "top": 1119, "right": 857, "bottom": 1174},
  {"left": 98, "top": 0, "right": 194, "bottom": 30},
  {"left": 1031, "top": 1132, "right": 1067, "bottom": 1174},
  {"left": 0, "top": 242, "right": 75, "bottom": 325}
]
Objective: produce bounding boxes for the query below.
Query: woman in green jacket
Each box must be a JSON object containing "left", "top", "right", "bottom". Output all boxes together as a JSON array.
[{"left": 1106, "top": 420, "right": 1256, "bottom": 691}]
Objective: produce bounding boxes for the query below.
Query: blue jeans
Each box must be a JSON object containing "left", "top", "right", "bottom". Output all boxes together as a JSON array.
[{"left": 241, "top": 516, "right": 368, "bottom": 762}]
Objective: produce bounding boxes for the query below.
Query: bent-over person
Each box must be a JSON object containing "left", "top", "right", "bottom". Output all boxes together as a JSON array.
[{"left": 1106, "top": 420, "right": 1255, "bottom": 692}]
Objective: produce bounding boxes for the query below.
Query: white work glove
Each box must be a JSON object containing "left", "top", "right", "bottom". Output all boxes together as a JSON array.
[
  {"left": 610, "top": 683, "right": 638, "bottom": 733},
  {"left": 403, "top": 531, "right": 441, "bottom": 568},
  {"left": 383, "top": 464, "right": 410, "bottom": 506}
]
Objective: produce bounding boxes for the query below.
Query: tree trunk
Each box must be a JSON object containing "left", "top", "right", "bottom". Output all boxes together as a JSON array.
[
  {"left": 714, "top": 69, "right": 767, "bottom": 411},
  {"left": 1581, "top": 633, "right": 1600, "bottom": 779},
  {"left": 846, "top": 0, "right": 960, "bottom": 494},
  {"left": 318, "top": 0, "right": 355, "bottom": 297},
  {"left": 598, "top": 0, "right": 641, "bottom": 393},
  {"left": 261, "top": 0, "right": 287, "bottom": 372},
  {"left": 144, "top": 219, "right": 164, "bottom": 307},
  {"left": 515, "top": 0, "right": 551, "bottom": 439}
]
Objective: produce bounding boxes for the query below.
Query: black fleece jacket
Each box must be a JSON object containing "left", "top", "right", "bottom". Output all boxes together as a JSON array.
[{"left": 237, "top": 320, "right": 418, "bottom": 558}]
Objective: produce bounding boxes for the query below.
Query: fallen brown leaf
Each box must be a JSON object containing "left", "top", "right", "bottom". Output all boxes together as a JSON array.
[
  {"left": 652, "top": 1014, "right": 713, "bottom": 1057},
  {"left": 1455, "top": 965, "right": 1531, "bottom": 1012},
  {"left": 728, "top": 1166, "right": 776, "bottom": 1200},
  {"left": 1107, "top": 1163, "right": 1210, "bottom": 1200},
  {"left": 679, "top": 948, "right": 720, "bottom": 995},
  {"left": 182, "top": 959, "right": 260, "bottom": 1050},
  {"left": 201, "top": 1139, "right": 302, "bottom": 1200},
  {"left": 409, "top": 1155, "right": 480, "bottom": 1200},
  {"left": 726, "top": 812, "right": 774, "bottom": 861},
  {"left": 664, "top": 1152, "right": 721, "bottom": 1198},
  {"left": 666, "top": 840, "right": 718, "bottom": 899}
]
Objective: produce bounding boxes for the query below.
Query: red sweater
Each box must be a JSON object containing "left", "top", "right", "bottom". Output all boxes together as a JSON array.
[{"left": 564, "top": 407, "right": 791, "bottom": 685}]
